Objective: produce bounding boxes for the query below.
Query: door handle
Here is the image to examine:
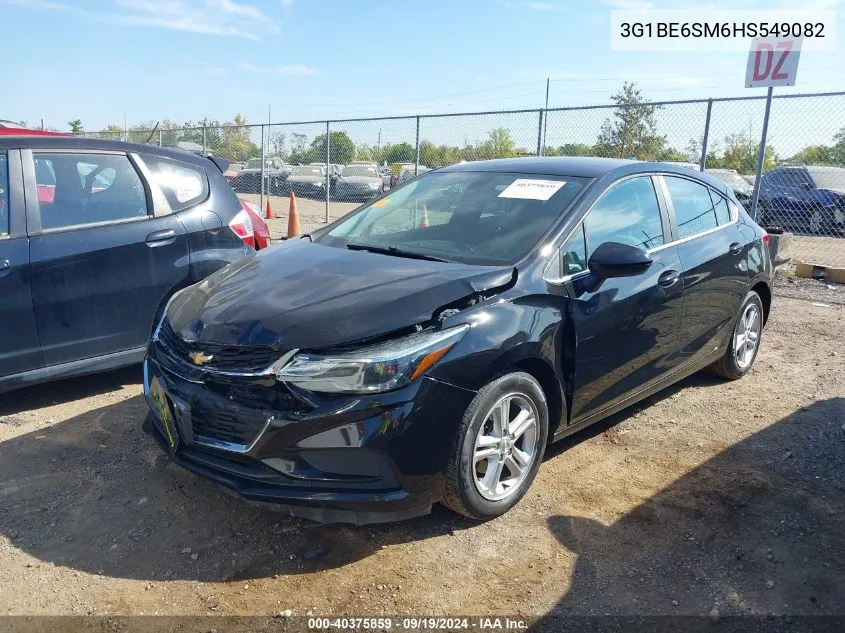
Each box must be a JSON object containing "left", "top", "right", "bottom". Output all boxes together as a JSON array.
[
  {"left": 658, "top": 269, "right": 680, "bottom": 288},
  {"left": 728, "top": 242, "right": 743, "bottom": 255},
  {"left": 145, "top": 229, "right": 177, "bottom": 246}
]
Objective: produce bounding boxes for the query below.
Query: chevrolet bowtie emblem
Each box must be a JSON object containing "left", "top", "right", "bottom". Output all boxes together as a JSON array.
[{"left": 189, "top": 351, "right": 214, "bottom": 366}]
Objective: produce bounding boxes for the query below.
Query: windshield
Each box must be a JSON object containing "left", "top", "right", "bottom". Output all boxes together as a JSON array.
[
  {"left": 292, "top": 166, "right": 324, "bottom": 176},
  {"left": 342, "top": 165, "right": 379, "bottom": 177},
  {"left": 245, "top": 159, "right": 277, "bottom": 169},
  {"left": 806, "top": 167, "right": 845, "bottom": 191},
  {"left": 313, "top": 171, "right": 589, "bottom": 265}
]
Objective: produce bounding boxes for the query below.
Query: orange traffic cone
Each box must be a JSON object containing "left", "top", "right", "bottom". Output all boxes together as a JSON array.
[
  {"left": 287, "top": 191, "right": 301, "bottom": 238},
  {"left": 419, "top": 203, "right": 429, "bottom": 229},
  {"left": 264, "top": 198, "right": 273, "bottom": 220}
]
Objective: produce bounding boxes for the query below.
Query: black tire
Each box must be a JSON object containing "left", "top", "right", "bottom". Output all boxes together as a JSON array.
[
  {"left": 442, "top": 371, "right": 549, "bottom": 520},
  {"left": 709, "top": 290, "right": 764, "bottom": 380}
]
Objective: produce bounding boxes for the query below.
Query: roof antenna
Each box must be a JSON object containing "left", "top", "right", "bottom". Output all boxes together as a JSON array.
[{"left": 145, "top": 122, "right": 160, "bottom": 144}]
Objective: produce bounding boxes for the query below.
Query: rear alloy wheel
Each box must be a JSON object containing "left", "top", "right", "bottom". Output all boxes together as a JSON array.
[
  {"left": 709, "top": 291, "right": 764, "bottom": 380},
  {"left": 443, "top": 372, "right": 549, "bottom": 520}
]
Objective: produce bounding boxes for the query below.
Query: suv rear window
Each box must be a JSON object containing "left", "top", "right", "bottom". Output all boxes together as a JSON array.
[{"left": 143, "top": 155, "right": 208, "bottom": 211}]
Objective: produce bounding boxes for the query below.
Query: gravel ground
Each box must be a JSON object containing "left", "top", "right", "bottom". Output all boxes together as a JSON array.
[{"left": 0, "top": 296, "right": 843, "bottom": 623}]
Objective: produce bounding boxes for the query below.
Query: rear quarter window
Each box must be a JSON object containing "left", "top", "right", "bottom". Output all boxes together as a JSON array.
[{"left": 143, "top": 155, "right": 208, "bottom": 211}]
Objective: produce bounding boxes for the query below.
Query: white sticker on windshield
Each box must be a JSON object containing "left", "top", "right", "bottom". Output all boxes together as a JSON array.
[{"left": 497, "top": 179, "right": 565, "bottom": 201}]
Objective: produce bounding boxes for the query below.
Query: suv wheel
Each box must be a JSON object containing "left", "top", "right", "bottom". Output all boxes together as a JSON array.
[{"left": 443, "top": 372, "right": 548, "bottom": 520}]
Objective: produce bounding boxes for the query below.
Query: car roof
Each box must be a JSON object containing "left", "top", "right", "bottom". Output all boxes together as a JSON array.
[
  {"left": 0, "top": 135, "right": 217, "bottom": 170},
  {"left": 439, "top": 156, "right": 719, "bottom": 179}
]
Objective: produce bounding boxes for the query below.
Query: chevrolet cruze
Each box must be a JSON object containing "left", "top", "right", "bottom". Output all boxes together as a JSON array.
[{"left": 143, "top": 157, "right": 772, "bottom": 524}]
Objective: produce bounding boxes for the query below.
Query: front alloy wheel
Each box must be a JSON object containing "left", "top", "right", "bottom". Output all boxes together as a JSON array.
[
  {"left": 443, "top": 372, "right": 549, "bottom": 520},
  {"left": 472, "top": 394, "right": 539, "bottom": 501}
]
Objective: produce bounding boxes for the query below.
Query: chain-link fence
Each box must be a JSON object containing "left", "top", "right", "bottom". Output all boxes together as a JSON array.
[{"left": 77, "top": 91, "right": 845, "bottom": 273}]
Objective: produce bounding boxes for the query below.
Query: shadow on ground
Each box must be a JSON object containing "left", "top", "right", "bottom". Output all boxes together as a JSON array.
[
  {"left": 533, "top": 397, "right": 845, "bottom": 629},
  {"left": 2, "top": 368, "right": 843, "bottom": 623},
  {"left": 0, "top": 366, "right": 142, "bottom": 416},
  {"left": 0, "top": 389, "right": 467, "bottom": 582}
]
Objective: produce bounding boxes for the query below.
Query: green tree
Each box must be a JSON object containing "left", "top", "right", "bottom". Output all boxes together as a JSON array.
[
  {"left": 596, "top": 82, "right": 666, "bottom": 160},
  {"left": 549, "top": 143, "right": 598, "bottom": 157},
  {"left": 383, "top": 142, "right": 416, "bottom": 164},
  {"left": 721, "top": 133, "right": 777, "bottom": 174},
  {"left": 68, "top": 119, "right": 84, "bottom": 133},
  {"left": 99, "top": 124, "right": 124, "bottom": 140},
  {"left": 475, "top": 128, "right": 517, "bottom": 159},
  {"left": 308, "top": 131, "right": 356, "bottom": 165},
  {"left": 655, "top": 147, "right": 691, "bottom": 162},
  {"left": 830, "top": 126, "right": 845, "bottom": 164},
  {"left": 789, "top": 145, "right": 832, "bottom": 165}
]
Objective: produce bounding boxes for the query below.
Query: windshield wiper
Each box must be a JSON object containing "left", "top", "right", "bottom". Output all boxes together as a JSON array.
[{"left": 346, "top": 243, "right": 449, "bottom": 262}]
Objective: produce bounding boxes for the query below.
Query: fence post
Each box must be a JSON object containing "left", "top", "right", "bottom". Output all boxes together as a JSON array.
[
  {"left": 202, "top": 125, "right": 207, "bottom": 154},
  {"left": 536, "top": 109, "right": 544, "bottom": 156},
  {"left": 750, "top": 87, "right": 774, "bottom": 222},
  {"left": 259, "top": 124, "right": 266, "bottom": 217},
  {"left": 699, "top": 98, "right": 713, "bottom": 171},
  {"left": 414, "top": 116, "right": 421, "bottom": 176},
  {"left": 158, "top": 129, "right": 163, "bottom": 147},
  {"left": 325, "top": 121, "right": 331, "bottom": 223}
]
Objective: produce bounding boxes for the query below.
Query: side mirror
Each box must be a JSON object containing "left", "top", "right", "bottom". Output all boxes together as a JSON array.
[{"left": 580, "top": 241, "right": 652, "bottom": 293}]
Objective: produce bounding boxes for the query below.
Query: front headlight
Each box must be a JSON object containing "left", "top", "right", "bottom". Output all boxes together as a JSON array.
[
  {"left": 275, "top": 325, "right": 469, "bottom": 394},
  {"left": 368, "top": 182, "right": 379, "bottom": 189},
  {"left": 315, "top": 181, "right": 325, "bottom": 187}
]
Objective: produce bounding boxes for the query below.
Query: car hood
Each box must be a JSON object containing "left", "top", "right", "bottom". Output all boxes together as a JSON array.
[{"left": 167, "top": 239, "right": 515, "bottom": 350}]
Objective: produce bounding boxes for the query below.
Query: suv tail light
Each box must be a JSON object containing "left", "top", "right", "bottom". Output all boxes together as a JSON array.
[
  {"left": 229, "top": 207, "right": 255, "bottom": 249},
  {"left": 762, "top": 231, "right": 770, "bottom": 245}
]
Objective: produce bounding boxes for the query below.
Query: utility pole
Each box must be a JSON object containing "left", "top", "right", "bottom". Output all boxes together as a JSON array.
[{"left": 542, "top": 77, "right": 550, "bottom": 156}]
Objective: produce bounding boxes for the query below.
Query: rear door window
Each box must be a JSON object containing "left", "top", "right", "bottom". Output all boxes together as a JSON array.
[
  {"left": 32, "top": 153, "right": 149, "bottom": 230},
  {"left": 663, "top": 176, "right": 718, "bottom": 239},
  {"left": 709, "top": 190, "right": 732, "bottom": 225}
]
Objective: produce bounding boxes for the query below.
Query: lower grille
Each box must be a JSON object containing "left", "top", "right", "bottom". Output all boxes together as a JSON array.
[{"left": 191, "top": 400, "right": 270, "bottom": 449}]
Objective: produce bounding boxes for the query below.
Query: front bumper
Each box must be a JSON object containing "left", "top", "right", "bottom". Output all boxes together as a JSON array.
[{"left": 142, "top": 351, "right": 476, "bottom": 525}]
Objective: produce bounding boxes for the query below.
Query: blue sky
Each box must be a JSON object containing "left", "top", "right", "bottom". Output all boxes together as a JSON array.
[{"left": 1, "top": 0, "right": 843, "bottom": 153}]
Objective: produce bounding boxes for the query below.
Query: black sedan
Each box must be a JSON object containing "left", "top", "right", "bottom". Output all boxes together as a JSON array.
[
  {"left": 143, "top": 157, "right": 772, "bottom": 524},
  {"left": 0, "top": 135, "right": 253, "bottom": 392}
]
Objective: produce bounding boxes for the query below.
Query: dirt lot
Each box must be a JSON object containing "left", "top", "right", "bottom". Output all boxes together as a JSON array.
[{"left": 0, "top": 296, "right": 843, "bottom": 623}]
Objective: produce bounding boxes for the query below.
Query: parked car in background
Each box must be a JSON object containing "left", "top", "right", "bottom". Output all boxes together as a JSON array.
[
  {"left": 0, "top": 135, "right": 254, "bottom": 392},
  {"left": 223, "top": 161, "right": 244, "bottom": 187},
  {"left": 706, "top": 168, "right": 754, "bottom": 209},
  {"left": 334, "top": 163, "right": 384, "bottom": 200},
  {"left": 143, "top": 157, "right": 771, "bottom": 524},
  {"left": 284, "top": 164, "right": 330, "bottom": 197},
  {"left": 238, "top": 199, "right": 271, "bottom": 250},
  {"left": 233, "top": 157, "right": 290, "bottom": 194},
  {"left": 757, "top": 165, "right": 845, "bottom": 234},
  {"left": 395, "top": 165, "right": 430, "bottom": 187}
]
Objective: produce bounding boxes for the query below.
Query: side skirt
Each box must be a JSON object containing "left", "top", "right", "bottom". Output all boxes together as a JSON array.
[{"left": 0, "top": 346, "right": 146, "bottom": 393}]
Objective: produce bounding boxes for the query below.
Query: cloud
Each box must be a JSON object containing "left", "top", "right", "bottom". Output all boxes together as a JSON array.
[
  {"left": 526, "top": 2, "right": 561, "bottom": 9},
  {"left": 1, "top": 0, "right": 272, "bottom": 39},
  {"left": 241, "top": 63, "right": 320, "bottom": 76}
]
